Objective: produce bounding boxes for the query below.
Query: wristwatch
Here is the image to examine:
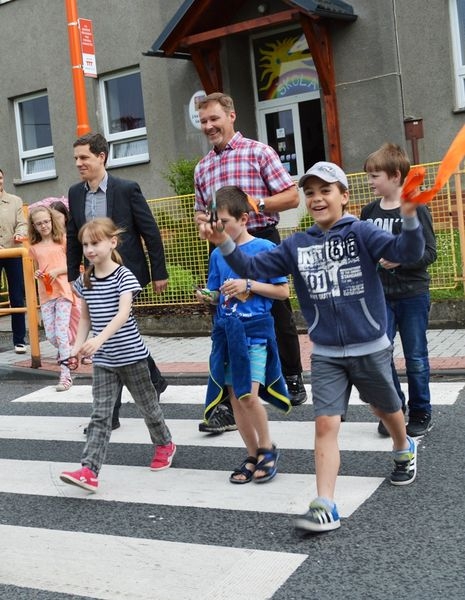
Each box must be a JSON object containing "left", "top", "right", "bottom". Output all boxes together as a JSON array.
[{"left": 258, "top": 198, "right": 266, "bottom": 212}]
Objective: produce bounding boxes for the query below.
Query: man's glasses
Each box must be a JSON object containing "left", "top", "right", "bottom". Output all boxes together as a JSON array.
[{"left": 33, "top": 219, "right": 51, "bottom": 228}]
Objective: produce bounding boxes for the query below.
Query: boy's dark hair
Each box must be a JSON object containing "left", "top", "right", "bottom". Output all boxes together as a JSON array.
[
  {"left": 197, "top": 92, "right": 235, "bottom": 114},
  {"left": 364, "top": 142, "right": 410, "bottom": 184},
  {"left": 215, "top": 185, "right": 250, "bottom": 218},
  {"left": 73, "top": 133, "right": 109, "bottom": 164}
]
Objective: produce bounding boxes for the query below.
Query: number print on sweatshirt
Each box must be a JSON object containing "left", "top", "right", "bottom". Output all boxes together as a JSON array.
[{"left": 298, "top": 234, "right": 363, "bottom": 300}]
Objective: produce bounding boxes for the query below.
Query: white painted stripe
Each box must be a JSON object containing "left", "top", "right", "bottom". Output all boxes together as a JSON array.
[
  {"left": 0, "top": 523, "right": 306, "bottom": 600},
  {"left": 12, "top": 381, "right": 463, "bottom": 405},
  {"left": 0, "top": 415, "right": 394, "bottom": 451},
  {"left": 0, "top": 459, "right": 384, "bottom": 517}
]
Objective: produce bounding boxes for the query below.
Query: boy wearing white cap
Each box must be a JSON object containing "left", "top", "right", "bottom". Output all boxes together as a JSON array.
[{"left": 199, "top": 160, "right": 425, "bottom": 533}]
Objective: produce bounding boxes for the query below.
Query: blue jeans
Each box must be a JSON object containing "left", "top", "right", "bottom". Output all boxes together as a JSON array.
[
  {"left": 0, "top": 256, "right": 26, "bottom": 346},
  {"left": 385, "top": 293, "right": 431, "bottom": 416}
]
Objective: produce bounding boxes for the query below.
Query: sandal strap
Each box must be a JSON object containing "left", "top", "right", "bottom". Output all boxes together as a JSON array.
[
  {"left": 230, "top": 456, "right": 257, "bottom": 479},
  {"left": 255, "top": 445, "right": 279, "bottom": 469}
]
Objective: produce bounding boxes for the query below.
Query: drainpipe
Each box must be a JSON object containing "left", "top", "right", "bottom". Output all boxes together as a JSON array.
[{"left": 65, "top": 0, "right": 91, "bottom": 136}]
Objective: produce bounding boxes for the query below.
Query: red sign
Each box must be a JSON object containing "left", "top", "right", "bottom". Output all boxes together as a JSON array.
[{"left": 79, "top": 18, "right": 97, "bottom": 78}]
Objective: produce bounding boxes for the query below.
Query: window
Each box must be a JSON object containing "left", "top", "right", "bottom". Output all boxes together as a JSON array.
[
  {"left": 14, "top": 93, "right": 56, "bottom": 181},
  {"left": 99, "top": 69, "right": 149, "bottom": 166},
  {"left": 450, "top": 0, "right": 465, "bottom": 109}
]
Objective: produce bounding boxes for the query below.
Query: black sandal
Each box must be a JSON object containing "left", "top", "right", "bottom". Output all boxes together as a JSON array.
[
  {"left": 229, "top": 456, "right": 257, "bottom": 484},
  {"left": 253, "top": 445, "right": 280, "bottom": 483}
]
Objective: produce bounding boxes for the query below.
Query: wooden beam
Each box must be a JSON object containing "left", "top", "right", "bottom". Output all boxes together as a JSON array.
[
  {"left": 190, "top": 44, "right": 223, "bottom": 93},
  {"left": 164, "top": 0, "right": 212, "bottom": 56},
  {"left": 300, "top": 14, "right": 342, "bottom": 165},
  {"left": 180, "top": 10, "right": 300, "bottom": 47}
]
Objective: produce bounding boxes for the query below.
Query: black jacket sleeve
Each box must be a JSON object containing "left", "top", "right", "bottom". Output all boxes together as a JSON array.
[{"left": 127, "top": 182, "right": 168, "bottom": 281}]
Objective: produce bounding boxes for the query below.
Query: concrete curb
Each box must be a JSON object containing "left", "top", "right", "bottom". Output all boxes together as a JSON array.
[{"left": 1, "top": 363, "right": 464, "bottom": 386}]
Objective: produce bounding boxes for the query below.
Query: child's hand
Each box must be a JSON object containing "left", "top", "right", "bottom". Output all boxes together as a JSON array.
[
  {"left": 79, "top": 337, "right": 102, "bottom": 357},
  {"left": 194, "top": 287, "right": 219, "bottom": 304},
  {"left": 48, "top": 268, "right": 61, "bottom": 281},
  {"left": 221, "top": 278, "right": 249, "bottom": 302},
  {"left": 198, "top": 220, "right": 228, "bottom": 244},
  {"left": 400, "top": 199, "right": 417, "bottom": 218},
  {"left": 379, "top": 258, "right": 400, "bottom": 270},
  {"left": 34, "top": 269, "right": 44, "bottom": 279}
]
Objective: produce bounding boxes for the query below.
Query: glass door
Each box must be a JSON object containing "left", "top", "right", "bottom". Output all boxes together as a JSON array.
[{"left": 258, "top": 104, "right": 303, "bottom": 178}]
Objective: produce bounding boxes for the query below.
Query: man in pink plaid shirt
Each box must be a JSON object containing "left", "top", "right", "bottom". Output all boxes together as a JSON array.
[{"left": 194, "top": 93, "right": 307, "bottom": 433}]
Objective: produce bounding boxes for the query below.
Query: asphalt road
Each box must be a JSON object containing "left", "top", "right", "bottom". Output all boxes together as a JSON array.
[{"left": 0, "top": 378, "right": 464, "bottom": 600}]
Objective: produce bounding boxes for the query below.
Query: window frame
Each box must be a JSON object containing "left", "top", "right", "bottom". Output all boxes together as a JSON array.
[
  {"left": 99, "top": 68, "right": 149, "bottom": 167},
  {"left": 13, "top": 91, "right": 56, "bottom": 182},
  {"left": 450, "top": 0, "right": 465, "bottom": 109}
]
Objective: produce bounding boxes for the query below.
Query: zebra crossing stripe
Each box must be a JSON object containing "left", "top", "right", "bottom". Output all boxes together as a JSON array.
[
  {"left": 12, "top": 381, "right": 463, "bottom": 405},
  {"left": 0, "top": 415, "right": 394, "bottom": 452},
  {"left": 0, "top": 523, "right": 307, "bottom": 600},
  {"left": 0, "top": 458, "right": 384, "bottom": 517}
]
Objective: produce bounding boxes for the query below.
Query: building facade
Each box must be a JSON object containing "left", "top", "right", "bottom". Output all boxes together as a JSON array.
[{"left": 0, "top": 0, "right": 464, "bottom": 208}]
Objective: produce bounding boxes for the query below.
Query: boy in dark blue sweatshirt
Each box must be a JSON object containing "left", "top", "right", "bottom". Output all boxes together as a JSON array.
[{"left": 197, "top": 161, "right": 425, "bottom": 534}]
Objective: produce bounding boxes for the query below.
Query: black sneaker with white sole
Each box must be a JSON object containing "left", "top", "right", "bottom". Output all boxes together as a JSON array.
[
  {"left": 406, "top": 412, "right": 433, "bottom": 437},
  {"left": 285, "top": 375, "right": 307, "bottom": 406},
  {"left": 390, "top": 436, "right": 417, "bottom": 486},
  {"left": 198, "top": 403, "right": 237, "bottom": 433}
]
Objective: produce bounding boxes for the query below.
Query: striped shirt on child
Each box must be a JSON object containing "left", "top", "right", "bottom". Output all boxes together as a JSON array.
[{"left": 74, "top": 265, "right": 149, "bottom": 367}]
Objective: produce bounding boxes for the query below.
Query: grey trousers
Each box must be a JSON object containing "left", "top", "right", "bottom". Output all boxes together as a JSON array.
[{"left": 82, "top": 359, "right": 172, "bottom": 474}]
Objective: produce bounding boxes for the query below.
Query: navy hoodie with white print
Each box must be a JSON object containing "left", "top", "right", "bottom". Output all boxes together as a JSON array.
[{"left": 220, "top": 213, "right": 425, "bottom": 355}]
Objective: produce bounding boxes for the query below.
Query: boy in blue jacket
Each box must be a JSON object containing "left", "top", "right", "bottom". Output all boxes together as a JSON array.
[{"left": 198, "top": 161, "right": 425, "bottom": 533}]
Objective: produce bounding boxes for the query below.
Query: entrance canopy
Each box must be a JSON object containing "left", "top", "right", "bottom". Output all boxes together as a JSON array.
[{"left": 145, "top": 0, "right": 357, "bottom": 164}]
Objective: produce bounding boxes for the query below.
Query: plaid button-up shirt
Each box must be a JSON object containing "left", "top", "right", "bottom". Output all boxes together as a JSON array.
[{"left": 194, "top": 132, "right": 294, "bottom": 230}]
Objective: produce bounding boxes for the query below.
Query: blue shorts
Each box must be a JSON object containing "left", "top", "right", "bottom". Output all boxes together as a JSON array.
[
  {"left": 224, "top": 343, "right": 267, "bottom": 387},
  {"left": 310, "top": 347, "right": 402, "bottom": 417}
]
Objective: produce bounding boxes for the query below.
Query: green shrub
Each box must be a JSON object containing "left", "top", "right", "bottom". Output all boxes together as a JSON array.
[{"left": 163, "top": 158, "right": 200, "bottom": 196}]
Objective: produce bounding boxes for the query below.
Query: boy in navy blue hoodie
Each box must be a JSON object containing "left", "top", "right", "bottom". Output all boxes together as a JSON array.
[{"left": 197, "top": 161, "right": 425, "bottom": 534}]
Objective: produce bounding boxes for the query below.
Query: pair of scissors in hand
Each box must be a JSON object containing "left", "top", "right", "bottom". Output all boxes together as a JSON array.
[{"left": 208, "top": 189, "right": 224, "bottom": 232}]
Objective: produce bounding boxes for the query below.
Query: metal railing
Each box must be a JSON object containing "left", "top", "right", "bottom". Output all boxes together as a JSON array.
[{"left": 0, "top": 248, "right": 41, "bottom": 367}]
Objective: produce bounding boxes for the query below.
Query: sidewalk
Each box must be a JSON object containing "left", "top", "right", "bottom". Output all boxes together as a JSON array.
[{"left": 1, "top": 314, "right": 465, "bottom": 380}]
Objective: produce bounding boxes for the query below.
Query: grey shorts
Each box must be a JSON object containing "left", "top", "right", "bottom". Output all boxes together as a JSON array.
[{"left": 311, "top": 347, "right": 402, "bottom": 417}]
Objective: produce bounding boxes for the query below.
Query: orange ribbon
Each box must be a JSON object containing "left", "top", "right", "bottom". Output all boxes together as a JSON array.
[
  {"left": 401, "top": 124, "right": 465, "bottom": 203},
  {"left": 43, "top": 273, "right": 53, "bottom": 295},
  {"left": 246, "top": 194, "right": 259, "bottom": 214}
]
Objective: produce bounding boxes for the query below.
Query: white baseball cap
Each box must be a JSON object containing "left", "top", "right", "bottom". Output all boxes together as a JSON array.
[{"left": 298, "top": 161, "right": 348, "bottom": 189}]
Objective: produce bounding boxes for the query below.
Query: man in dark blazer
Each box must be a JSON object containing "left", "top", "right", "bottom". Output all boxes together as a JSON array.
[{"left": 67, "top": 132, "right": 168, "bottom": 429}]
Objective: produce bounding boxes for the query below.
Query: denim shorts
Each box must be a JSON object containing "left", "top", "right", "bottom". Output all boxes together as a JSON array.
[
  {"left": 224, "top": 343, "right": 267, "bottom": 386},
  {"left": 311, "top": 347, "right": 402, "bottom": 417}
]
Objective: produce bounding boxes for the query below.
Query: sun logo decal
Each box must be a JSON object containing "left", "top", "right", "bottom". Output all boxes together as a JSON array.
[{"left": 257, "top": 34, "right": 319, "bottom": 100}]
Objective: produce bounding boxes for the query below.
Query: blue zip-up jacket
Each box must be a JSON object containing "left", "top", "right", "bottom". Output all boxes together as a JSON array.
[
  {"left": 205, "top": 314, "right": 290, "bottom": 421},
  {"left": 220, "top": 213, "right": 425, "bottom": 351}
]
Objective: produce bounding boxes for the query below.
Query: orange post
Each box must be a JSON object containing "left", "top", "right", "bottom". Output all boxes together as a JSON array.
[
  {"left": 0, "top": 247, "right": 41, "bottom": 368},
  {"left": 65, "top": 0, "right": 91, "bottom": 136},
  {"left": 454, "top": 169, "right": 465, "bottom": 295}
]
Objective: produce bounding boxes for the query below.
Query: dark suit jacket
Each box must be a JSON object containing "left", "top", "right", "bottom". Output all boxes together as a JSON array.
[{"left": 67, "top": 174, "right": 168, "bottom": 287}]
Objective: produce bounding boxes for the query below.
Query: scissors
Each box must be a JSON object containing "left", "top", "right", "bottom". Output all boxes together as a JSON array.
[{"left": 209, "top": 188, "right": 218, "bottom": 224}]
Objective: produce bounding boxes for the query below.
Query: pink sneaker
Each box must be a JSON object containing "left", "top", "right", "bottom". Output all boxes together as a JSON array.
[
  {"left": 60, "top": 466, "right": 98, "bottom": 492},
  {"left": 150, "top": 441, "right": 176, "bottom": 471}
]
